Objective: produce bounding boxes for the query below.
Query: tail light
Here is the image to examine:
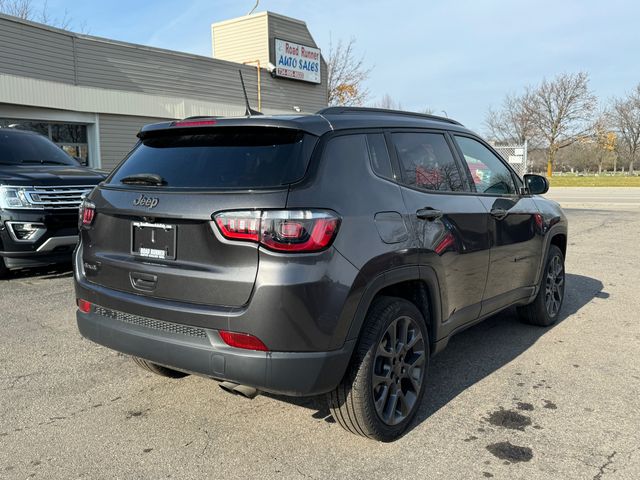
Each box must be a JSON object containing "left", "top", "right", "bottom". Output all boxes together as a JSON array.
[
  {"left": 214, "top": 211, "right": 261, "bottom": 241},
  {"left": 79, "top": 199, "right": 96, "bottom": 229},
  {"left": 218, "top": 330, "right": 268, "bottom": 351},
  {"left": 76, "top": 298, "right": 92, "bottom": 313},
  {"left": 213, "top": 210, "right": 340, "bottom": 253}
]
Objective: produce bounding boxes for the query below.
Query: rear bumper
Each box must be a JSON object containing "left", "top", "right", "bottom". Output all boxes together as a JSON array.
[
  {"left": 77, "top": 307, "right": 354, "bottom": 396},
  {"left": 74, "top": 239, "right": 361, "bottom": 352}
]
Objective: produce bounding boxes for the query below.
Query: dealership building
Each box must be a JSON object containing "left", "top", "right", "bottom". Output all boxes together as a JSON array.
[{"left": 0, "top": 11, "right": 327, "bottom": 170}]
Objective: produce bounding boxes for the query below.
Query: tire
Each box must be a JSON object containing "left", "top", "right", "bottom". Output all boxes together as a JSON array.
[
  {"left": 0, "top": 256, "right": 9, "bottom": 279},
  {"left": 327, "top": 296, "right": 430, "bottom": 441},
  {"left": 518, "top": 244, "right": 565, "bottom": 326},
  {"left": 132, "top": 357, "right": 189, "bottom": 379}
]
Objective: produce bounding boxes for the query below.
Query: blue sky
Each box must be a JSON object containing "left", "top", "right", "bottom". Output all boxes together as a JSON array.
[{"left": 40, "top": 0, "right": 640, "bottom": 131}]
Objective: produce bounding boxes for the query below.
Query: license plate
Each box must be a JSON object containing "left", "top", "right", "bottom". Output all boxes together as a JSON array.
[{"left": 131, "top": 222, "right": 176, "bottom": 260}]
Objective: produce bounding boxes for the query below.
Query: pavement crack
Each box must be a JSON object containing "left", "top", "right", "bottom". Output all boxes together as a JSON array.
[
  {"left": 199, "top": 428, "right": 213, "bottom": 457},
  {"left": 296, "top": 466, "right": 315, "bottom": 479},
  {"left": 2, "top": 372, "right": 42, "bottom": 389},
  {"left": 593, "top": 451, "right": 617, "bottom": 480}
]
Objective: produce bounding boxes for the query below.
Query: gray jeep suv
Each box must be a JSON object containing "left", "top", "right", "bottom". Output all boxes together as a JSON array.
[{"left": 74, "top": 107, "right": 567, "bottom": 441}]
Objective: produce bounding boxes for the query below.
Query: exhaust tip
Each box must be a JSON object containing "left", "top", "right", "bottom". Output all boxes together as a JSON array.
[
  {"left": 219, "top": 381, "right": 240, "bottom": 395},
  {"left": 233, "top": 384, "right": 259, "bottom": 399},
  {"left": 218, "top": 381, "right": 259, "bottom": 399}
]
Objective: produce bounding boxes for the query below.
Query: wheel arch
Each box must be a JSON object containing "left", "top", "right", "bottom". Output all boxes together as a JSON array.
[
  {"left": 550, "top": 232, "right": 567, "bottom": 258},
  {"left": 344, "top": 265, "right": 443, "bottom": 354},
  {"left": 530, "top": 223, "right": 568, "bottom": 298}
]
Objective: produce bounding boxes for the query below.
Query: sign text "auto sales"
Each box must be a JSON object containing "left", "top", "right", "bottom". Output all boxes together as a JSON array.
[{"left": 274, "top": 39, "right": 321, "bottom": 84}]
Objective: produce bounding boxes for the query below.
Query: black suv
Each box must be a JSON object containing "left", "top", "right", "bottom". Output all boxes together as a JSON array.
[
  {"left": 74, "top": 108, "right": 567, "bottom": 441},
  {"left": 0, "top": 128, "right": 104, "bottom": 276}
]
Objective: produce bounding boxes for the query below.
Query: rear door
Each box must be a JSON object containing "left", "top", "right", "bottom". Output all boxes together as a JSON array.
[
  {"left": 81, "top": 126, "right": 315, "bottom": 307},
  {"left": 388, "top": 130, "right": 491, "bottom": 328},
  {"left": 452, "top": 134, "right": 543, "bottom": 316}
]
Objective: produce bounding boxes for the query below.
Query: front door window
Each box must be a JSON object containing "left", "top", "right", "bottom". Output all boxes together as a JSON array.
[{"left": 454, "top": 136, "right": 516, "bottom": 195}]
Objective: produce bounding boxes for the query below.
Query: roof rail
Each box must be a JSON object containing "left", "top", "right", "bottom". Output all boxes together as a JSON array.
[{"left": 316, "top": 107, "right": 463, "bottom": 126}]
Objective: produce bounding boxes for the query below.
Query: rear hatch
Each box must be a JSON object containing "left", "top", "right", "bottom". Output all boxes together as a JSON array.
[{"left": 81, "top": 125, "right": 317, "bottom": 307}]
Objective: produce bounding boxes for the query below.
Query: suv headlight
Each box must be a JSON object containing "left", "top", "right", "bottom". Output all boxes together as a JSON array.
[{"left": 0, "top": 186, "right": 37, "bottom": 209}]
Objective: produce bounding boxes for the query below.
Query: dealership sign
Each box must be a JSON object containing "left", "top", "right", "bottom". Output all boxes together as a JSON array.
[{"left": 274, "top": 39, "right": 321, "bottom": 84}]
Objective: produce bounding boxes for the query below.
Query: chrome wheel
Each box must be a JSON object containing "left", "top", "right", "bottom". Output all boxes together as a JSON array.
[
  {"left": 544, "top": 254, "right": 564, "bottom": 317},
  {"left": 372, "top": 315, "right": 426, "bottom": 426}
]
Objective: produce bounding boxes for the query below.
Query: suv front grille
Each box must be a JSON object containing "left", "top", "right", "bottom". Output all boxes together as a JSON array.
[
  {"left": 25, "top": 185, "right": 95, "bottom": 210},
  {"left": 93, "top": 306, "right": 208, "bottom": 339}
]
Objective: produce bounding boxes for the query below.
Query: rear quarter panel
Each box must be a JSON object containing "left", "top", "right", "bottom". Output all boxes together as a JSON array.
[{"left": 286, "top": 132, "right": 419, "bottom": 348}]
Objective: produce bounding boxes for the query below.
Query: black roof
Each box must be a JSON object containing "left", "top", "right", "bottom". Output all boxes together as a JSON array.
[
  {"left": 317, "top": 107, "right": 468, "bottom": 134},
  {"left": 138, "top": 107, "right": 470, "bottom": 138}
]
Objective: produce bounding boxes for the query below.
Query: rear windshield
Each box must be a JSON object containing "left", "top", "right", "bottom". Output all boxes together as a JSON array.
[
  {"left": 0, "top": 131, "right": 78, "bottom": 166},
  {"left": 108, "top": 127, "right": 314, "bottom": 189}
]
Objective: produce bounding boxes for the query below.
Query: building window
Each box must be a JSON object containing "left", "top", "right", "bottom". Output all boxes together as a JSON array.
[{"left": 0, "top": 119, "right": 89, "bottom": 165}]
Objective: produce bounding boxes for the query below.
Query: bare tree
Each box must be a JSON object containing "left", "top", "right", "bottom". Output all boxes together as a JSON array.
[
  {"left": 609, "top": 84, "right": 640, "bottom": 174},
  {"left": 485, "top": 92, "right": 537, "bottom": 144},
  {"left": 326, "top": 37, "right": 372, "bottom": 106},
  {"left": 0, "top": 0, "right": 31, "bottom": 18},
  {"left": 373, "top": 93, "right": 402, "bottom": 110},
  {"left": 524, "top": 72, "right": 597, "bottom": 176},
  {"left": 0, "top": 0, "right": 81, "bottom": 31},
  {"left": 371, "top": 95, "right": 434, "bottom": 116}
]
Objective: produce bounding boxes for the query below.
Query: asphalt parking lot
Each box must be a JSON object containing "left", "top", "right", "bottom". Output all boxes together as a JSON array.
[{"left": 1, "top": 187, "right": 639, "bottom": 480}]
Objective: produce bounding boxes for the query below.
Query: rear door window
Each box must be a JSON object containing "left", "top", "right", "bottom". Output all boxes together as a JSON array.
[
  {"left": 108, "top": 127, "right": 315, "bottom": 189},
  {"left": 392, "top": 132, "right": 465, "bottom": 192}
]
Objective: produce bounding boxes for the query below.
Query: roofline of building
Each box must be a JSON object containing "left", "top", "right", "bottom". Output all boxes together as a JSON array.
[
  {"left": 0, "top": 12, "right": 268, "bottom": 70},
  {"left": 0, "top": 72, "right": 293, "bottom": 119},
  {"left": 211, "top": 10, "right": 306, "bottom": 28}
]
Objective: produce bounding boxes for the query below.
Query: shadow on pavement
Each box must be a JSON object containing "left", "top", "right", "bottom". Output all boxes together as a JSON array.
[
  {"left": 1, "top": 262, "right": 73, "bottom": 281},
  {"left": 265, "top": 273, "right": 606, "bottom": 435}
]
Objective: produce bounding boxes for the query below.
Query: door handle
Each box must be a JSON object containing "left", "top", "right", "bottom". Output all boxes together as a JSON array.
[
  {"left": 490, "top": 208, "right": 509, "bottom": 220},
  {"left": 416, "top": 207, "right": 443, "bottom": 221},
  {"left": 130, "top": 272, "right": 158, "bottom": 291}
]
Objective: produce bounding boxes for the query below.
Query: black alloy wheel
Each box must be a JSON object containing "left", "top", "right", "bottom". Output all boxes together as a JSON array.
[
  {"left": 328, "top": 297, "right": 430, "bottom": 441},
  {"left": 372, "top": 315, "right": 426, "bottom": 426},
  {"left": 544, "top": 253, "right": 565, "bottom": 318}
]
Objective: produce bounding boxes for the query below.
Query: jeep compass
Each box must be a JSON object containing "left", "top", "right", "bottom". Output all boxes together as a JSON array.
[{"left": 74, "top": 108, "right": 567, "bottom": 441}]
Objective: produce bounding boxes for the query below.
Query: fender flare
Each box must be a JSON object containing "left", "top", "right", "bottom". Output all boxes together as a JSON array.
[
  {"left": 344, "top": 264, "right": 443, "bottom": 347},
  {"left": 529, "top": 223, "right": 568, "bottom": 300}
]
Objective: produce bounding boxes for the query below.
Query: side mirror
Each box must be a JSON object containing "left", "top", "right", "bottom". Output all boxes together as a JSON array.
[{"left": 523, "top": 174, "right": 549, "bottom": 195}]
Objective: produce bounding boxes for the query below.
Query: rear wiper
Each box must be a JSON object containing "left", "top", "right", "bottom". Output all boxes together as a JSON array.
[{"left": 120, "top": 173, "right": 166, "bottom": 186}]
